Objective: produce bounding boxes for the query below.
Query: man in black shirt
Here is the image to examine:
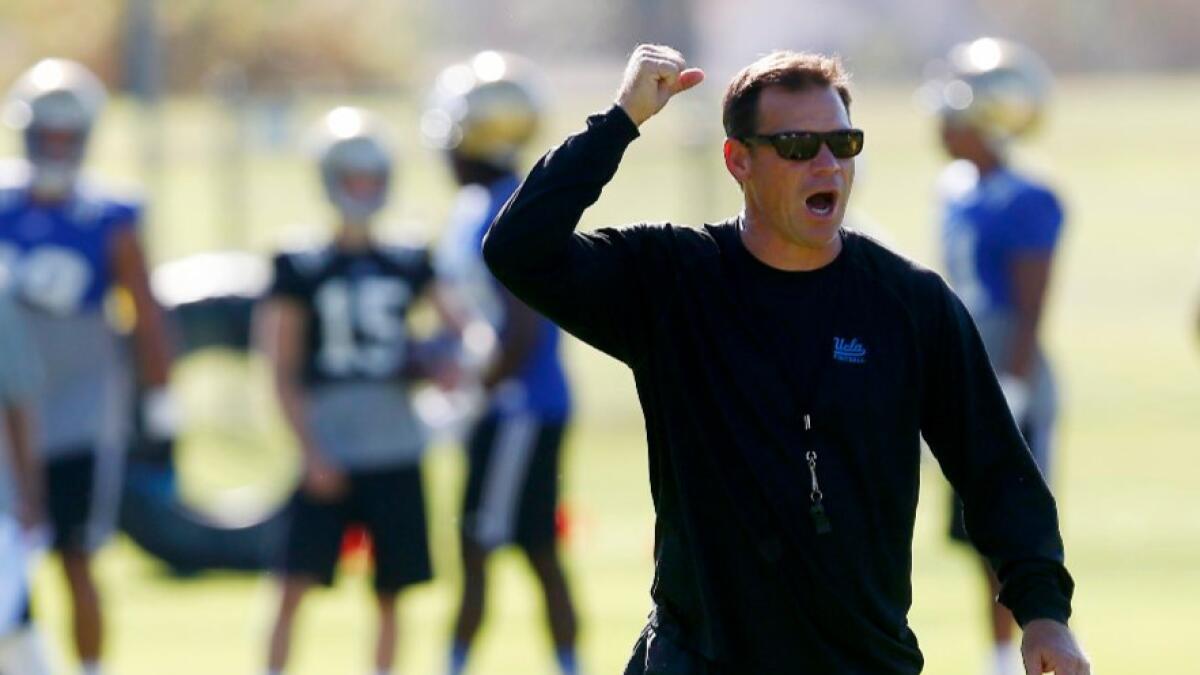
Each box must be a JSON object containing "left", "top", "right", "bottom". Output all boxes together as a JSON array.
[{"left": 483, "top": 44, "right": 1089, "bottom": 674}]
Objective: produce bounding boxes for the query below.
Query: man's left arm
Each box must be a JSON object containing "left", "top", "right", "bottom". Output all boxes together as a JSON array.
[
  {"left": 481, "top": 288, "right": 540, "bottom": 391},
  {"left": 110, "top": 225, "right": 178, "bottom": 448},
  {"left": 919, "top": 275, "right": 1089, "bottom": 674},
  {"left": 999, "top": 188, "right": 1063, "bottom": 419},
  {"left": 1003, "top": 255, "right": 1051, "bottom": 392}
]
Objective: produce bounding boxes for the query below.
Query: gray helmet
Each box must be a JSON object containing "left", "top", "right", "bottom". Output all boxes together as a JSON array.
[
  {"left": 309, "top": 106, "right": 393, "bottom": 221},
  {"left": 919, "top": 38, "right": 1053, "bottom": 143},
  {"left": 3, "top": 58, "right": 107, "bottom": 194},
  {"left": 421, "top": 51, "right": 542, "bottom": 167}
]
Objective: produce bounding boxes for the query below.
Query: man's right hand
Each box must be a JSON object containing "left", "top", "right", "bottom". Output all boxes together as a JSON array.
[
  {"left": 16, "top": 493, "right": 44, "bottom": 533},
  {"left": 1021, "top": 619, "right": 1091, "bottom": 674},
  {"left": 302, "top": 453, "right": 347, "bottom": 501},
  {"left": 615, "top": 44, "right": 705, "bottom": 127}
]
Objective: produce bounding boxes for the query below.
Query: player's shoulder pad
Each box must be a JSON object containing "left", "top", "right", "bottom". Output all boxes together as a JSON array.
[
  {"left": 376, "top": 243, "right": 429, "bottom": 266},
  {"left": 373, "top": 226, "right": 432, "bottom": 264},
  {"left": 935, "top": 159, "right": 979, "bottom": 202},
  {"left": 0, "top": 157, "right": 31, "bottom": 188},
  {"left": 0, "top": 158, "right": 31, "bottom": 210},
  {"left": 979, "top": 170, "right": 1063, "bottom": 228},
  {"left": 445, "top": 184, "right": 493, "bottom": 233},
  {"left": 74, "top": 174, "right": 146, "bottom": 219},
  {"left": 372, "top": 223, "right": 430, "bottom": 250},
  {"left": 1010, "top": 171, "right": 1062, "bottom": 209},
  {"left": 275, "top": 239, "right": 335, "bottom": 279},
  {"left": 972, "top": 166, "right": 1057, "bottom": 215}
]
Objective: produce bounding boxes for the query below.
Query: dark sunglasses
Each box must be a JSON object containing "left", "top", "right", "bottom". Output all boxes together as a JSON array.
[{"left": 739, "top": 129, "right": 865, "bottom": 160}]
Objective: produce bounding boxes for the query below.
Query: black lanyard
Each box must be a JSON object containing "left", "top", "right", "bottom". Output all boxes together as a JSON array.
[{"left": 722, "top": 221, "right": 852, "bottom": 535}]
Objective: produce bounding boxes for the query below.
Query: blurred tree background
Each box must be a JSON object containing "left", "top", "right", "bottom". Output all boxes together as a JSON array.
[
  {"left": 0, "top": 0, "right": 423, "bottom": 93},
  {"left": 2, "top": 0, "right": 1199, "bottom": 96}
]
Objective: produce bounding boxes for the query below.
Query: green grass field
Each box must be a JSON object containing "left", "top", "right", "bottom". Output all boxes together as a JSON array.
[{"left": 17, "top": 73, "right": 1200, "bottom": 674}]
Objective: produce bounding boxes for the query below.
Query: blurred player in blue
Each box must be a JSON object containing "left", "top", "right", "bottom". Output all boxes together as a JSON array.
[
  {"left": 927, "top": 39, "right": 1065, "bottom": 675},
  {"left": 0, "top": 59, "right": 176, "bottom": 675},
  {"left": 259, "top": 106, "right": 441, "bottom": 675},
  {"left": 424, "top": 52, "right": 580, "bottom": 675},
  {"left": 0, "top": 268, "right": 52, "bottom": 675}
]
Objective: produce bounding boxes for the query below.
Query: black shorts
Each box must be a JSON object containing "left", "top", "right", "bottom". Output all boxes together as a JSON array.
[
  {"left": 279, "top": 464, "right": 432, "bottom": 594},
  {"left": 46, "top": 451, "right": 119, "bottom": 553},
  {"left": 462, "top": 413, "right": 566, "bottom": 552}
]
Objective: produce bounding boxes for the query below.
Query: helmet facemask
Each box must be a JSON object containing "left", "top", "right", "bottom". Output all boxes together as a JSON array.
[
  {"left": 4, "top": 59, "right": 106, "bottom": 199},
  {"left": 310, "top": 107, "right": 394, "bottom": 225}
]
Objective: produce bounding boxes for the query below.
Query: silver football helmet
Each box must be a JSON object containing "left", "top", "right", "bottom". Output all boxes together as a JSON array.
[
  {"left": 920, "top": 38, "right": 1053, "bottom": 142},
  {"left": 308, "top": 106, "right": 394, "bottom": 222},
  {"left": 421, "top": 51, "right": 542, "bottom": 167},
  {"left": 3, "top": 58, "right": 107, "bottom": 195}
]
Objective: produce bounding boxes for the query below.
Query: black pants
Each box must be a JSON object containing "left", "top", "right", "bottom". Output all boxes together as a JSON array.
[{"left": 624, "top": 608, "right": 721, "bottom": 675}]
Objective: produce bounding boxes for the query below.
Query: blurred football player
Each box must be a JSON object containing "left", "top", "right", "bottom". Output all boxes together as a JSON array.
[
  {"left": 925, "top": 39, "right": 1066, "bottom": 675},
  {"left": 0, "top": 58, "right": 176, "bottom": 675},
  {"left": 424, "top": 52, "right": 580, "bottom": 675},
  {"left": 259, "top": 106, "right": 439, "bottom": 675},
  {"left": 0, "top": 269, "right": 52, "bottom": 675}
]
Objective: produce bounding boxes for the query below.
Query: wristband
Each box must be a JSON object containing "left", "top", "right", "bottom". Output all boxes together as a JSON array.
[{"left": 142, "top": 386, "right": 181, "bottom": 441}]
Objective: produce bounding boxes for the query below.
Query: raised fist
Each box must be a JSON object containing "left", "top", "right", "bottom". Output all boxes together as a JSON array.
[{"left": 615, "top": 44, "right": 705, "bottom": 127}]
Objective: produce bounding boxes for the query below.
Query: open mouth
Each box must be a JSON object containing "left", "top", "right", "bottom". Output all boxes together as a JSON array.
[{"left": 805, "top": 191, "right": 838, "bottom": 217}]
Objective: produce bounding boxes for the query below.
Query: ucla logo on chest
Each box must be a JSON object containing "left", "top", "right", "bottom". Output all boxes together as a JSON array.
[{"left": 833, "top": 337, "right": 867, "bottom": 364}]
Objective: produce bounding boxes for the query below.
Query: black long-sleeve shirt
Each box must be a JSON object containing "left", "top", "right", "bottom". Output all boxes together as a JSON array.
[{"left": 484, "top": 106, "right": 1074, "bottom": 673}]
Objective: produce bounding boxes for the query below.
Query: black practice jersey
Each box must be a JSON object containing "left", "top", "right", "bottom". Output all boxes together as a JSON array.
[{"left": 268, "top": 244, "right": 434, "bottom": 387}]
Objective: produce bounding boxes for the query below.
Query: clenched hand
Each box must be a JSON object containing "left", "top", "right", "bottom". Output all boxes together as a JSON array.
[{"left": 615, "top": 44, "right": 705, "bottom": 127}]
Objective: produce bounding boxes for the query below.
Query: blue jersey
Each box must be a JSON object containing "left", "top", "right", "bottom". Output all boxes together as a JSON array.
[
  {"left": 939, "top": 160, "right": 1063, "bottom": 436},
  {"left": 435, "top": 175, "right": 570, "bottom": 421},
  {"left": 939, "top": 160, "right": 1064, "bottom": 317},
  {"left": 0, "top": 162, "right": 138, "bottom": 456},
  {"left": 0, "top": 162, "right": 140, "bottom": 316}
]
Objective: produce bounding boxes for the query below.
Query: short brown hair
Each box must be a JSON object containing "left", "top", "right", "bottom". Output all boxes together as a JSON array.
[{"left": 722, "top": 51, "right": 852, "bottom": 139}]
